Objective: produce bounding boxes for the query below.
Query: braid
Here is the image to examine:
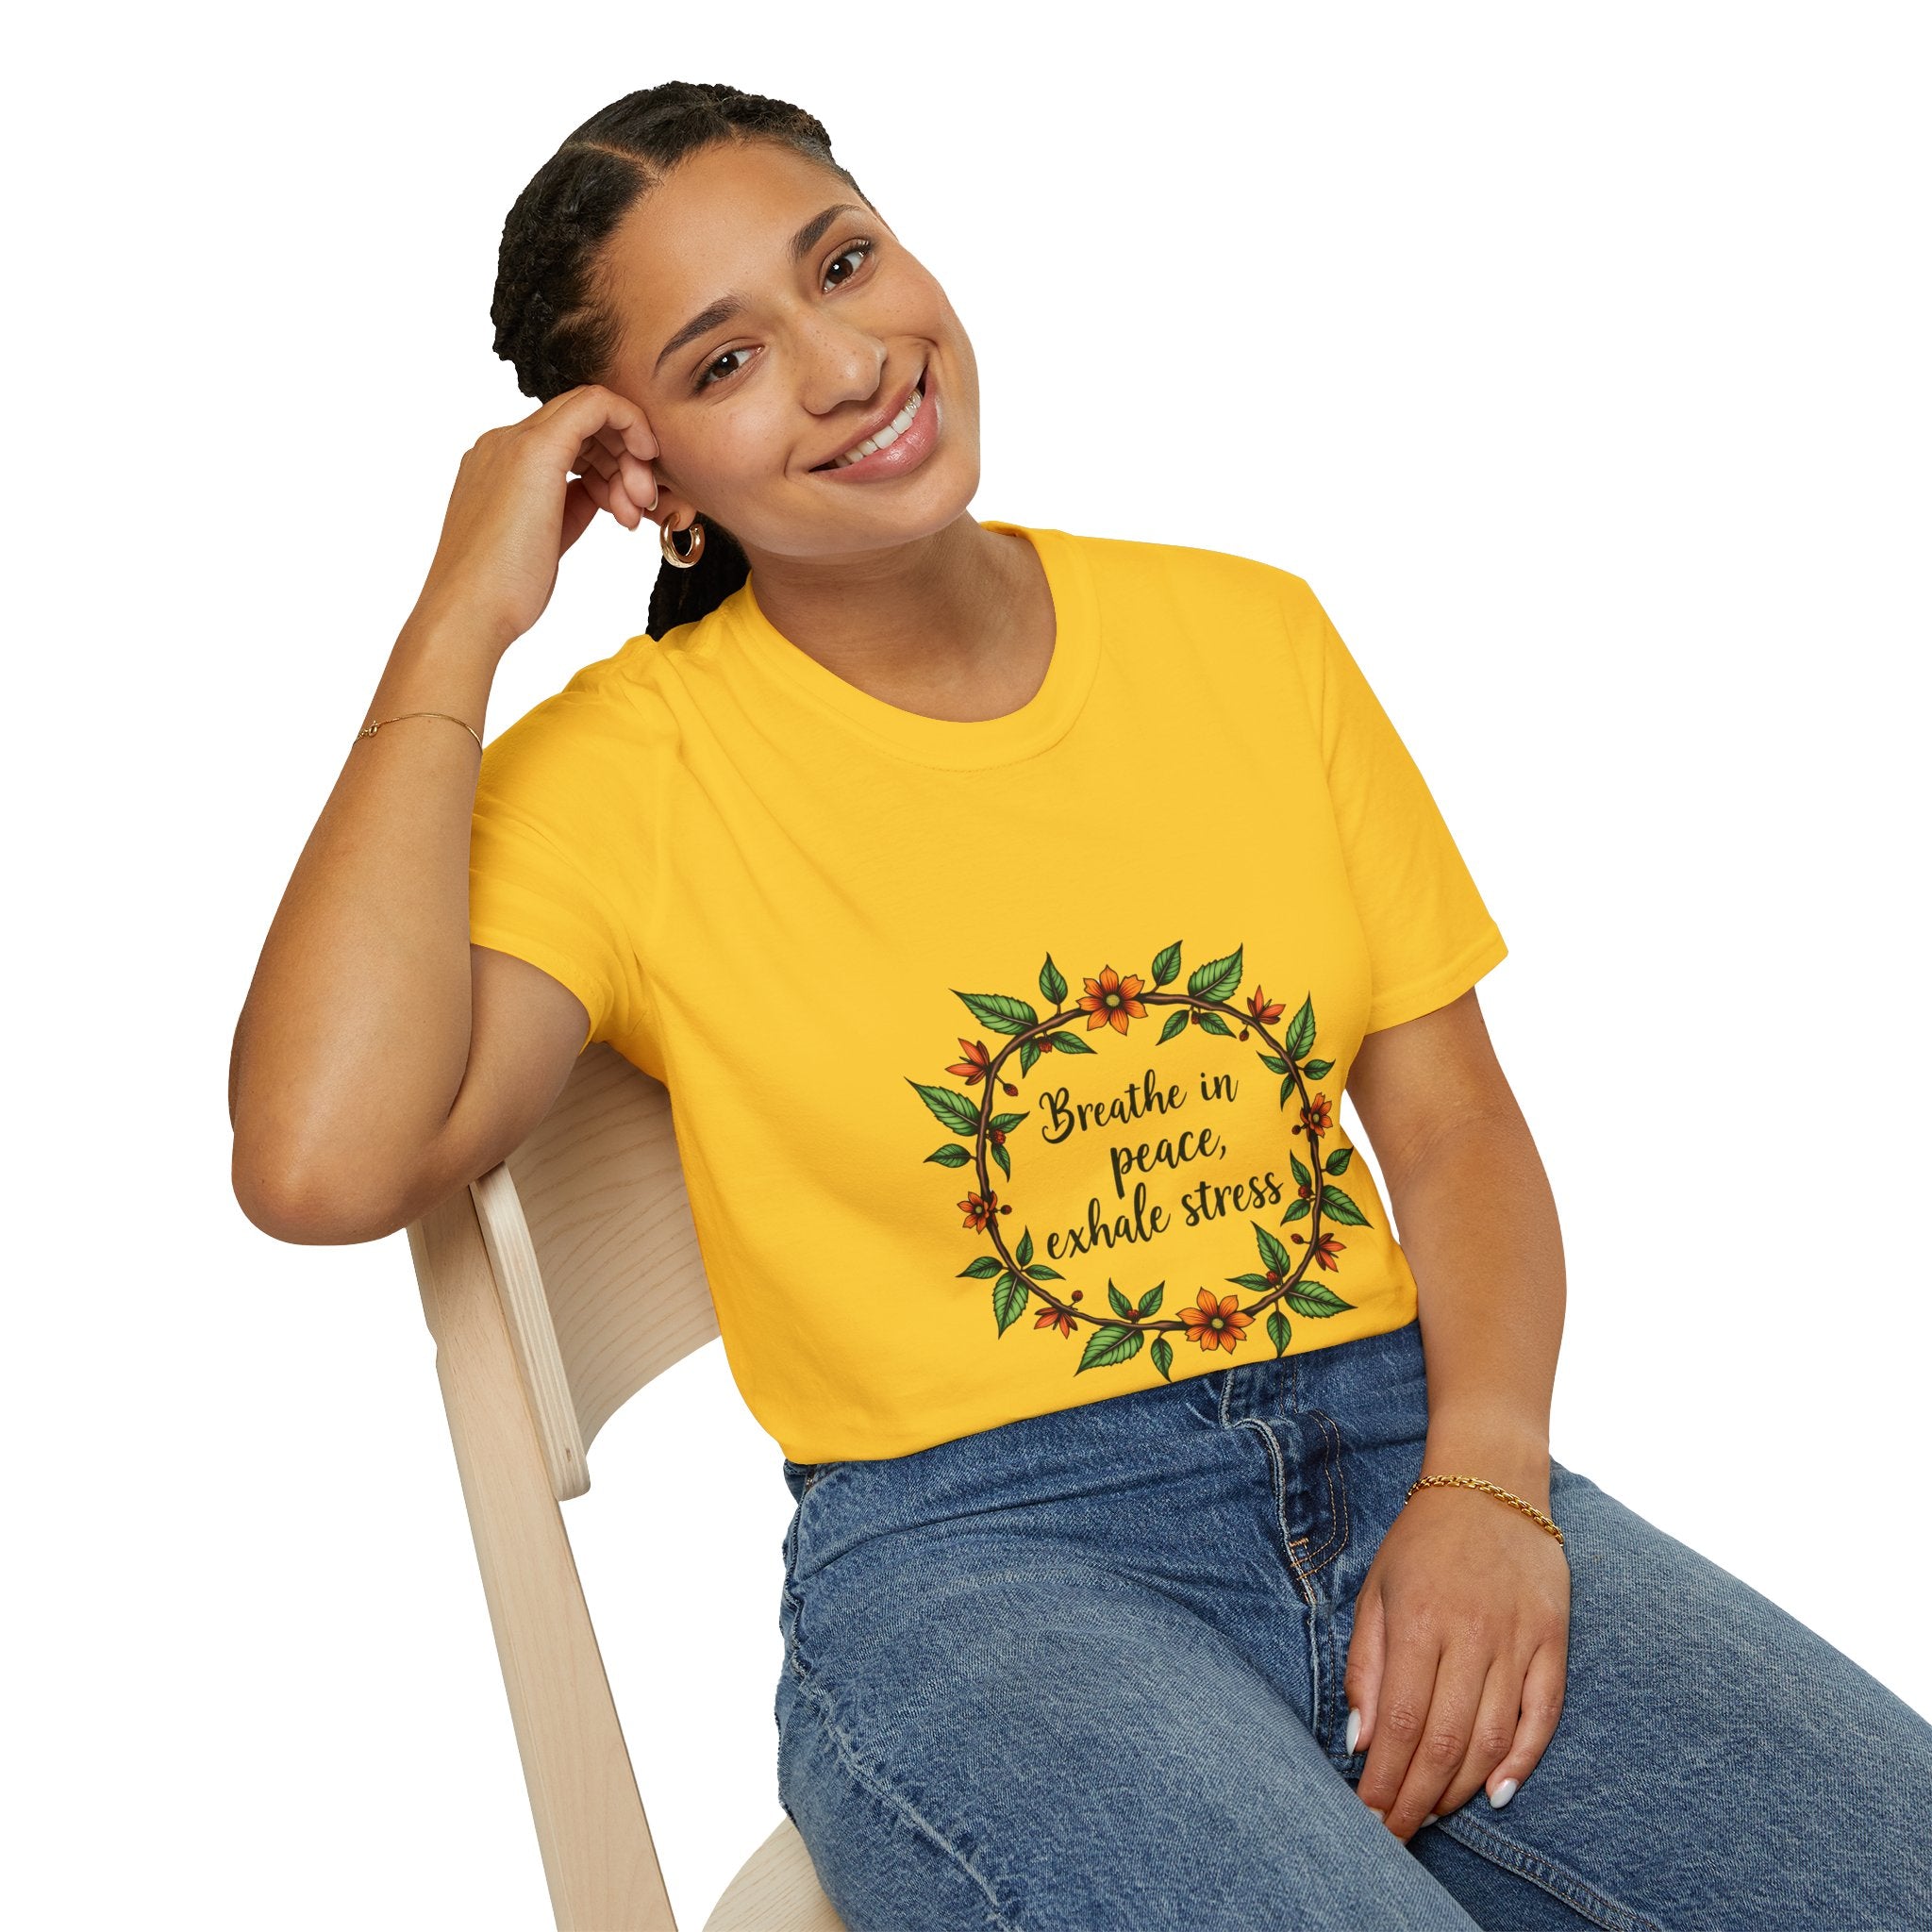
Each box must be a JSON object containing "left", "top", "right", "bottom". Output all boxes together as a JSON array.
[{"left": 491, "top": 82, "right": 869, "bottom": 637}]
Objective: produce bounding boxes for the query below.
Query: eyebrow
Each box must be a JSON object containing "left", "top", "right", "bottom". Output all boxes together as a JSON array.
[{"left": 652, "top": 202, "right": 870, "bottom": 377}]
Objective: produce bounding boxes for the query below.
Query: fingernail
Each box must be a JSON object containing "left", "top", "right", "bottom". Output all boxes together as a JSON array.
[
  {"left": 1344, "top": 1707, "right": 1361, "bottom": 1754},
  {"left": 1423, "top": 1813, "right": 1441, "bottom": 1825},
  {"left": 1367, "top": 1807, "right": 1385, "bottom": 1823},
  {"left": 1488, "top": 1777, "right": 1519, "bottom": 1808}
]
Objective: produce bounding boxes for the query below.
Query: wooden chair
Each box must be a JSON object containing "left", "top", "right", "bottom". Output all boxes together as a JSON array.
[{"left": 404, "top": 1040, "right": 848, "bottom": 1931}]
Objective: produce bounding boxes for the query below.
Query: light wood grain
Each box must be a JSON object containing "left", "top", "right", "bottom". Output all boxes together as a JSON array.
[{"left": 407, "top": 1041, "right": 847, "bottom": 1930}]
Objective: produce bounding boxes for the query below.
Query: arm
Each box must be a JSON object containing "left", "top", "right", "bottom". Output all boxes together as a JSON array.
[{"left": 1346, "top": 986, "right": 1565, "bottom": 1511}]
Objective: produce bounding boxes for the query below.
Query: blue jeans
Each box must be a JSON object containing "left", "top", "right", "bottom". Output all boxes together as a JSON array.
[{"left": 774, "top": 1316, "right": 1932, "bottom": 1929}]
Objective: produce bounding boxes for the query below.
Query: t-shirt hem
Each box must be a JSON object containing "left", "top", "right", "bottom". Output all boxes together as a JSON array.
[{"left": 1363, "top": 924, "right": 1509, "bottom": 1034}]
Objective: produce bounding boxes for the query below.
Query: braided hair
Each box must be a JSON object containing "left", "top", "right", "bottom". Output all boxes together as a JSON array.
[{"left": 491, "top": 82, "right": 871, "bottom": 639}]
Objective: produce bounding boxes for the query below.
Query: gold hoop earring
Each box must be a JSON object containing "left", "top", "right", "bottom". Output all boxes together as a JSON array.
[{"left": 659, "top": 516, "right": 705, "bottom": 569}]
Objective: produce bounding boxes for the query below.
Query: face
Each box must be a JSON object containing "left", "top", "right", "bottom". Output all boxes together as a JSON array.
[{"left": 595, "top": 140, "right": 980, "bottom": 568}]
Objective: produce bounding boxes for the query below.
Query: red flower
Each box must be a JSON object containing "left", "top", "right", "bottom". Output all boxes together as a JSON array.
[
  {"left": 1078, "top": 965, "right": 1149, "bottom": 1036},
  {"left": 1177, "top": 1287, "right": 1253, "bottom": 1354}
]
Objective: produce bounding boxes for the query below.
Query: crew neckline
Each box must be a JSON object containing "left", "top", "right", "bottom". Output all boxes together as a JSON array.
[{"left": 715, "top": 520, "right": 1100, "bottom": 770}]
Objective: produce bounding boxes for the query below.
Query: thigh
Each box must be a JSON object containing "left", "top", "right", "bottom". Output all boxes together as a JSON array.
[
  {"left": 1402, "top": 1462, "right": 1932, "bottom": 1931},
  {"left": 777, "top": 1538, "right": 1487, "bottom": 1932}
]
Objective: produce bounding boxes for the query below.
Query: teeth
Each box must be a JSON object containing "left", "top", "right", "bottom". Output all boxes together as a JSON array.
[{"left": 832, "top": 378, "right": 924, "bottom": 467}]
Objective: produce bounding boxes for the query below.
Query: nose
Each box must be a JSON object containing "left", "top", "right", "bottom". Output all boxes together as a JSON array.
[{"left": 794, "top": 316, "right": 888, "bottom": 417}]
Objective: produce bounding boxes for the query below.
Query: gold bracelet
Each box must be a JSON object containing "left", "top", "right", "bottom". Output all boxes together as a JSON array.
[
  {"left": 355, "top": 710, "right": 483, "bottom": 752},
  {"left": 1407, "top": 1474, "right": 1564, "bottom": 1547}
]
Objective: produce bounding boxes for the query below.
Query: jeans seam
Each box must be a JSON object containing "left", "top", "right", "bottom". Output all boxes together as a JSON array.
[
  {"left": 790, "top": 1662, "right": 1027, "bottom": 1932},
  {"left": 1435, "top": 1812, "right": 1669, "bottom": 1932}
]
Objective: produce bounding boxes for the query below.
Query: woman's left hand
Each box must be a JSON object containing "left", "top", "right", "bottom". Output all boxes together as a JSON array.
[{"left": 1343, "top": 1481, "right": 1572, "bottom": 1840}]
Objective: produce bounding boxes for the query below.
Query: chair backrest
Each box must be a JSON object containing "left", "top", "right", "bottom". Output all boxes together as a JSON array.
[
  {"left": 459, "top": 1040, "right": 718, "bottom": 1501},
  {"left": 405, "top": 1043, "right": 717, "bottom": 1930}
]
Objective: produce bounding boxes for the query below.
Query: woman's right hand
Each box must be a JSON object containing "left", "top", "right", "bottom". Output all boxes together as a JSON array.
[{"left": 409, "top": 384, "right": 661, "bottom": 658}]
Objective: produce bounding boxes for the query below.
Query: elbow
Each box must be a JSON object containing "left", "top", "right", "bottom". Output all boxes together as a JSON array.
[{"left": 230, "top": 1145, "right": 415, "bottom": 1247}]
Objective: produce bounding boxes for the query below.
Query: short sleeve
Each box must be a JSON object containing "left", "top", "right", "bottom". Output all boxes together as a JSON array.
[
  {"left": 468, "top": 675, "right": 647, "bottom": 1057},
  {"left": 1285, "top": 575, "right": 1509, "bottom": 1032}
]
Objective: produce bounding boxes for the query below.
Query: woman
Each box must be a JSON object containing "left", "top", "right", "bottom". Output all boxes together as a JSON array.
[{"left": 229, "top": 82, "right": 1932, "bottom": 1930}]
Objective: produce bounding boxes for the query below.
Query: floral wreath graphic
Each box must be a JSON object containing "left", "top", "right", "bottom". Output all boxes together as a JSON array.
[{"left": 904, "top": 941, "right": 1372, "bottom": 1381}]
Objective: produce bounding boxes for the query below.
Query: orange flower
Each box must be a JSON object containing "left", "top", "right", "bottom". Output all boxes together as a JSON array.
[
  {"left": 1247, "top": 986, "right": 1285, "bottom": 1025},
  {"left": 958, "top": 1191, "right": 1000, "bottom": 1231},
  {"left": 1034, "top": 1306, "right": 1074, "bottom": 1339},
  {"left": 947, "top": 1038, "right": 993, "bottom": 1085},
  {"left": 1078, "top": 965, "right": 1149, "bottom": 1035},
  {"left": 1311, "top": 1232, "right": 1345, "bottom": 1271},
  {"left": 1300, "top": 1093, "right": 1333, "bottom": 1138},
  {"left": 1177, "top": 1287, "right": 1252, "bottom": 1354}
]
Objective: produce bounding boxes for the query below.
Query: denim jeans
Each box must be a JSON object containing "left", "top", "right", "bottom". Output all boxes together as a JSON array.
[{"left": 774, "top": 1316, "right": 1932, "bottom": 1929}]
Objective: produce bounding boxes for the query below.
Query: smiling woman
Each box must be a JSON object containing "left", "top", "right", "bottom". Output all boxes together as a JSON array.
[{"left": 236, "top": 74, "right": 1932, "bottom": 1932}]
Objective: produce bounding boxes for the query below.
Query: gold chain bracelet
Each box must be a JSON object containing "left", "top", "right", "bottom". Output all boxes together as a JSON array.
[
  {"left": 1407, "top": 1474, "right": 1564, "bottom": 1547},
  {"left": 355, "top": 710, "right": 483, "bottom": 752}
]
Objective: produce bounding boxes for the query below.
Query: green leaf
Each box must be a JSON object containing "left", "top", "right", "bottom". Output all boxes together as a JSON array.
[
  {"left": 925, "top": 1143, "right": 973, "bottom": 1167},
  {"left": 1187, "top": 944, "right": 1244, "bottom": 1003},
  {"left": 1319, "top": 1184, "right": 1372, "bottom": 1228},
  {"left": 1019, "top": 1039, "right": 1041, "bottom": 1076},
  {"left": 1324, "top": 1146, "right": 1355, "bottom": 1174},
  {"left": 1279, "top": 1196, "right": 1311, "bottom": 1223},
  {"left": 991, "top": 1140, "right": 1011, "bottom": 1181},
  {"left": 1026, "top": 1263, "right": 1064, "bottom": 1281},
  {"left": 1279, "top": 1073, "right": 1297, "bottom": 1109},
  {"left": 908, "top": 1078, "right": 983, "bottom": 1137},
  {"left": 1196, "top": 1011, "right": 1235, "bottom": 1038},
  {"left": 1039, "top": 953, "right": 1068, "bottom": 1006},
  {"left": 1151, "top": 1335, "right": 1174, "bottom": 1381},
  {"left": 1252, "top": 1222, "right": 1294, "bottom": 1277},
  {"left": 1257, "top": 1053, "right": 1290, "bottom": 1074},
  {"left": 1224, "top": 1272, "right": 1274, "bottom": 1291},
  {"left": 992, "top": 1271, "right": 1030, "bottom": 1334},
  {"left": 1290, "top": 1151, "right": 1313, "bottom": 1191},
  {"left": 1047, "top": 1030, "right": 1096, "bottom": 1054},
  {"left": 1303, "top": 1058, "right": 1334, "bottom": 1079},
  {"left": 1108, "top": 1280, "right": 1135, "bottom": 1319},
  {"left": 1283, "top": 1276, "right": 1355, "bottom": 1319},
  {"left": 990, "top": 1111, "right": 1028, "bottom": 1134},
  {"left": 1075, "top": 1324, "right": 1146, "bottom": 1374},
  {"left": 1016, "top": 1226, "right": 1035, "bottom": 1268},
  {"left": 958, "top": 1255, "right": 1004, "bottom": 1279},
  {"left": 1267, "top": 1309, "right": 1291, "bottom": 1357},
  {"left": 1158, "top": 1009, "right": 1190, "bottom": 1043},
  {"left": 1152, "top": 941, "right": 1183, "bottom": 987},
  {"left": 954, "top": 989, "right": 1040, "bottom": 1036},
  {"left": 1284, "top": 994, "right": 1317, "bottom": 1061},
  {"left": 1136, "top": 1280, "right": 1165, "bottom": 1317}
]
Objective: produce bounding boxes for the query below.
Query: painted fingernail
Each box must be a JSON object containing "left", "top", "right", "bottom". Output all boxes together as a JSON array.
[
  {"left": 1488, "top": 1778, "right": 1519, "bottom": 1808},
  {"left": 1344, "top": 1707, "right": 1361, "bottom": 1754},
  {"left": 1423, "top": 1813, "right": 1441, "bottom": 1825},
  {"left": 1368, "top": 1807, "right": 1386, "bottom": 1823}
]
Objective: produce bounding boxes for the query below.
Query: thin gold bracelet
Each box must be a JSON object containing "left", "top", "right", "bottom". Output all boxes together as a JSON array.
[
  {"left": 1407, "top": 1474, "right": 1564, "bottom": 1547},
  {"left": 355, "top": 710, "right": 483, "bottom": 752}
]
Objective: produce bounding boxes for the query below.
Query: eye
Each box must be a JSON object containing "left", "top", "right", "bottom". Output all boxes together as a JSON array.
[
  {"left": 695, "top": 345, "right": 753, "bottom": 391},
  {"left": 824, "top": 238, "right": 875, "bottom": 291}
]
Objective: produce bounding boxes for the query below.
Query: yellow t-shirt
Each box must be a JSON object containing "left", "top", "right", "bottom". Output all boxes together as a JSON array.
[{"left": 468, "top": 521, "right": 1507, "bottom": 1463}]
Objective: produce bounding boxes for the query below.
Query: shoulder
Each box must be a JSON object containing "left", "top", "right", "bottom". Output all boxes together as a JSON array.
[
  {"left": 1060, "top": 527, "right": 1322, "bottom": 620},
  {"left": 478, "top": 631, "right": 675, "bottom": 798}
]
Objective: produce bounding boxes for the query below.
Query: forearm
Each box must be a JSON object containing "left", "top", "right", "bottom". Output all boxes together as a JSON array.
[{"left": 1381, "top": 1111, "right": 1566, "bottom": 1512}]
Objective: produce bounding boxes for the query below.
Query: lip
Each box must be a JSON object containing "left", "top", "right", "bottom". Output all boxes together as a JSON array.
[{"left": 808, "top": 361, "right": 940, "bottom": 482}]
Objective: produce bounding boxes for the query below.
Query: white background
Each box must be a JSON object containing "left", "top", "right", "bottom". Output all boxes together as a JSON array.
[{"left": 8, "top": 4, "right": 1927, "bottom": 1926}]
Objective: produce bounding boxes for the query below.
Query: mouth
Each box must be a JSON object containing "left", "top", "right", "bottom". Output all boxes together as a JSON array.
[{"left": 808, "top": 364, "right": 934, "bottom": 475}]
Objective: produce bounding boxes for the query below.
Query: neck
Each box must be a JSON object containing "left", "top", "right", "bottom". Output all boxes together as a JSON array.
[{"left": 737, "top": 514, "right": 1041, "bottom": 702}]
